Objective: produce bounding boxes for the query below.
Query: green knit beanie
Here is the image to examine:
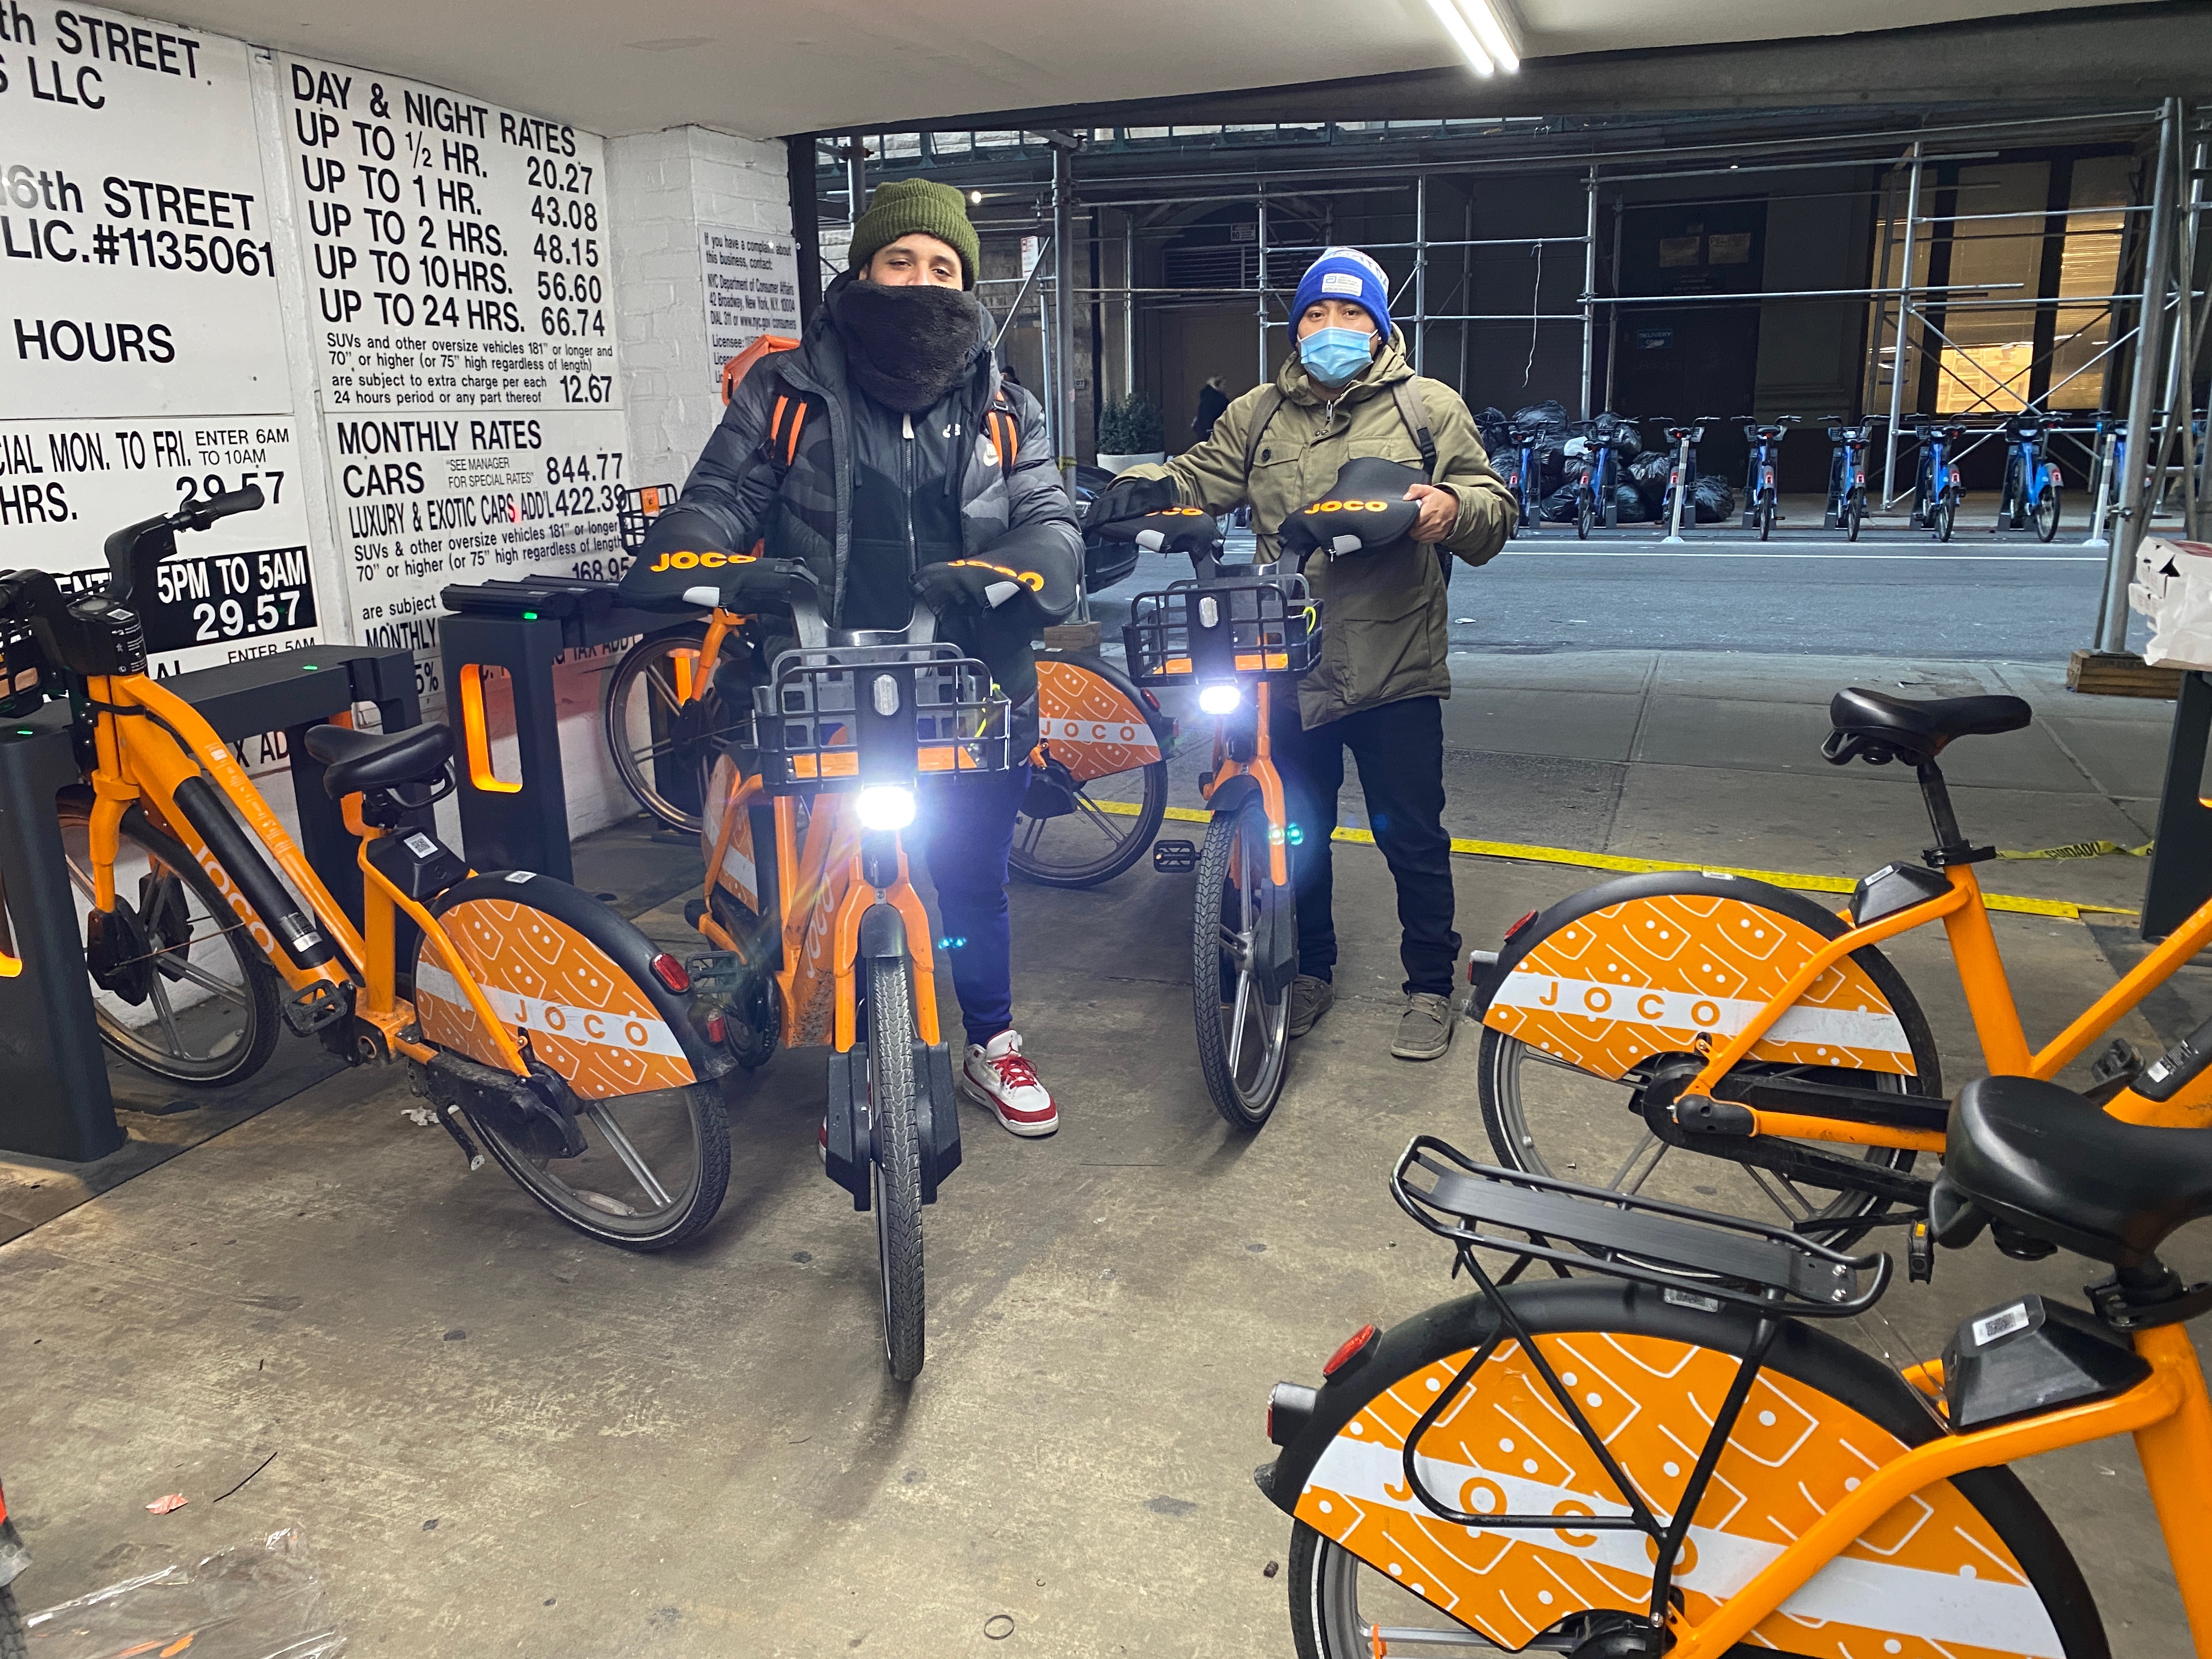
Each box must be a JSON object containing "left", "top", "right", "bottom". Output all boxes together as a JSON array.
[{"left": 848, "top": 178, "right": 980, "bottom": 289}]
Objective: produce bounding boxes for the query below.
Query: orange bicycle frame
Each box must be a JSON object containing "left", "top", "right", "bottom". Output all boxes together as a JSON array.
[
  {"left": 1200, "top": 679, "right": 1291, "bottom": 888},
  {"left": 81, "top": 669, "right": 528, "bottom": 1078}
]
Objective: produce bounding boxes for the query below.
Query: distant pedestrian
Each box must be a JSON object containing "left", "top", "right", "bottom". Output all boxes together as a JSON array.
[{"left": 1193, "top": 375, "right": 1230, "bottom": 442}]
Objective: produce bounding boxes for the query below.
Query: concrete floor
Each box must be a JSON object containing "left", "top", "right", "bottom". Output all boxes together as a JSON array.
[{"left": 4, "top": 647, "right": 2210, "bottom": 1656}]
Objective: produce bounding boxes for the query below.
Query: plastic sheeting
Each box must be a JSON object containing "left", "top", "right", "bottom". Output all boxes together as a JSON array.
[{"left": 24, "top": 1528, "right": 344, "bottom": 1659}]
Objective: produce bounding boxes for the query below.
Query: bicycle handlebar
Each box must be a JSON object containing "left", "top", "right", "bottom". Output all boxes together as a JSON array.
[{"left": 103, "top": 482, "right": 266, "bottom": 607}]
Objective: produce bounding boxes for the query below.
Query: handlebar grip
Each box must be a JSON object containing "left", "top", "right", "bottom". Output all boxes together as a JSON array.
[
  {"left": 176, "top": 483, "right": 264, "bottom": 532},
  {"left": 983, "top": 580, "right": 1022, "bottom": 610}
]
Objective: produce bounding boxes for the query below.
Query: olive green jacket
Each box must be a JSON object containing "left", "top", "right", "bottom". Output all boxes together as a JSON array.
[{"left": 1121, "top": 331, "right": 1515, "bottom": 727}]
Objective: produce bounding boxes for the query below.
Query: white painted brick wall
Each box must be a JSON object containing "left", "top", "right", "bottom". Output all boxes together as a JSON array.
[{"left": 610, "top": 126, "right": 793, "bottom": 492}]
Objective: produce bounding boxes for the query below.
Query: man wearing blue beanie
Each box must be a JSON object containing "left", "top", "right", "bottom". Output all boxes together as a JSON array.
[{"left": 1089, "top": 247, "right": 1515, "bottom": 1061}]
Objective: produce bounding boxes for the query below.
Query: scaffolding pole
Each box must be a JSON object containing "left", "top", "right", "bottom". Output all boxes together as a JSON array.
[
  {"left": 1883, "top": 143, "right": 1925, "bottom": 510},
  {"left": 1256, "top": 184, "right": 1271, "bottom": 387},
  {"left": 1581, "top": 171, "right": 1598, "bottom": 420},
  {"left": 1414, "top": 174, "right": 1427, "bottom": 374},
  {"left": 2102, "top": 97, "right": 2180, "bottom": 653}
]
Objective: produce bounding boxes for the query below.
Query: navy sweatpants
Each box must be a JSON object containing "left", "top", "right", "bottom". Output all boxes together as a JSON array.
[{"left": 915, "top": 763, "right": 1030, "bottom": 1047}]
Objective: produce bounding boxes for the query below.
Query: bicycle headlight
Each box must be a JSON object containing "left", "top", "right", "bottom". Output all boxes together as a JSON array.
[
  {"left": 856, "top": 784, "right": 917, "bottom": 832},
  {"left": 1198, "top": 682, "right": 1242, "bottom": 715}
]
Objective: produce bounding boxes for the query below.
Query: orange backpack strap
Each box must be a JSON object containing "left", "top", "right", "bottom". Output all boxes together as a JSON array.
[
  {"left": 988, "top": 402, "right": 1019, "bottom": 482},
  {"left": 785, "top": 399, "right": 809, "bottom": 466}
]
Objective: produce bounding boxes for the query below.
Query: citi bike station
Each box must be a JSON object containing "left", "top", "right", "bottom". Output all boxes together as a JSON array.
[{"left": 3, "top": 2, "right": 2212, "bottom": 1654}]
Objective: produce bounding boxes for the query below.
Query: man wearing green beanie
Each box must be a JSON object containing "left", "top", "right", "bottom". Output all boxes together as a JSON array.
[{"left": 622, "top": 180, "right": 1080, "bottom": 1140}]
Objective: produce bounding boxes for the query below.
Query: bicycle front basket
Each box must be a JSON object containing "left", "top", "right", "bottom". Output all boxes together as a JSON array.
[
  {"left": 617, "top": 483, "right": 680, "bottom": 556},
  {"left": 1122, "top": 573, "right": 1320, "bottom": 685},
  {"left": 748, "top": 641, "right": 1011, "bottom": 792}
]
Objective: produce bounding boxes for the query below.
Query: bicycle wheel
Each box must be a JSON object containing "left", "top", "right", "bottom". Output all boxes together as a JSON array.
[
  {"left": 1933, "top": 491, "right": 1957, "bottom": 543},
  {"left": 1281, "top": 1281, "right": 2104, "bottom": 1658},
  {"left": 1477, "top": 1024, "right": 1933, "bottom": 1250},
  {"left": 1193, "top": 798, "right": 1292, "bottom": 1131},
  {"left": 415, "top": 882, "right": 730, "bottom": 1251},
  {"left": 602, "top": 624, "right": 748, "bottom": 834},
  {"left": 57, "top": 791, "right": 283, "bottom": 1088},
  {"left": 1844, "top": 490, "right": 1864, "bottom": 542},
  {"left": 2035, "top": 483, "right": 2063, "bottom": 544},
  {"left": 1759, "top": 494, "right": 1775, "bottom": 541},
  {"left": 1011, "top": 655, "right": 1170, "bottom": 888},
  {"left": 866, "top": 953, "right": 926, "bottom": 1382},
  {"left": 1575, "top": 488, "right": 1594, "bottom": 540}
]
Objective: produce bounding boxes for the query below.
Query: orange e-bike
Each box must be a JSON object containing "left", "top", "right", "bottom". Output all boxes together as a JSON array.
[
  {"left": 1096, "top": 507, "right": 1322, "bottom": 1129},
  {"left": 1470, "top": 685, "right": 2212, "bottom": 1246},
  {"left": 1260, "top": 1087, "right": 2212, "bottom": 1657},
  {"left": 4, "top": 490, "right": 737, "bottom": 1250},
  {"left": 681, "top": 557, "right": 1014, "bottom": 1380}
]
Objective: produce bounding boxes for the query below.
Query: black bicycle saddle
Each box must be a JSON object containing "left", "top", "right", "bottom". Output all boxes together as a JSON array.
[
  {"left": 1822, "top": 686, "right": 2031, "bottom": 768},
  {"left": 1932, "top": 1075, "right": 2212, "bottom": 1267},
  {"left": 1277, "top": 457, "right": 1426, "bottom": 560},
  {"left": 307, "top": 721, "right": 455, "bottom": 798}
]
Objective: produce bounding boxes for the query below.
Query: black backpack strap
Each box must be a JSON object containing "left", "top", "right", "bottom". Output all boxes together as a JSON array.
[
  {"left": 1242, "top": 387, "right": 1286, "bottom": 478},
  {"left": 1392, "top": 381, "right": 1438, "bottom": 480}
]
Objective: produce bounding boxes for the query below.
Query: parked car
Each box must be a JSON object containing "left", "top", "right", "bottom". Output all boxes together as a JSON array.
[{"left": 1070, "top": 464, "right": 1142, "bottom": 595}]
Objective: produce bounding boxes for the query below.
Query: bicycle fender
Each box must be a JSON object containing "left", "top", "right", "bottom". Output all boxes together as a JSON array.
[
  {"left": 917, "top": 1039, "right": 961, "bottom": 1203},
  {"left": 857, "top": 901, "right": 909, "bottom": 962},
  {"left": 1472, "top": 870, "right": 1921, "bottom": 1080},
  {"left": 1261, "top": 1279, "right": 2091, "bottom": 1658},
  {"left": 1204, "top": 771, "right": 1266, "bottom": 820},
  {"left": 418, "top": 873, "right": 732, "bottom": 1097},
  {"left": 1036, "top": 652, "right": 1171, "bottom": 780}
]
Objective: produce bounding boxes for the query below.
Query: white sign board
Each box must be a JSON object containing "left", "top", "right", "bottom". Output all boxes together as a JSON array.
[
  {"left": 0, "top": 6, "right": 321, "bottom": 674},
  {"left": 276, "top": 54, "right": 629, "bottom": 676},
  {"left": 701, "top": 224, "right": 798, "bottom": 377}
]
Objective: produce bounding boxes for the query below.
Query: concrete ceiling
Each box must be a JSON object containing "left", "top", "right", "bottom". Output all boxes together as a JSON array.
[{"left": 155, "top": 0, "right": 2143, "bottom": 138}]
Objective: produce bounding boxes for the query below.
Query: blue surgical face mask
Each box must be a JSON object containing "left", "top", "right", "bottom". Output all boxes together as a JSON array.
[{"left": 1299, "top": 326, "right": 1375, "bottom": 387}]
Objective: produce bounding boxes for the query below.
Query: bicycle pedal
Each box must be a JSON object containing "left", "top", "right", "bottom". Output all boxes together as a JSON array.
[
  {"left": 1152, "top": 838, "right": 1197, "bottom": 873},
  {"left": 1908, "top": 1219, "right": 1935, "bottom": 1284},
  {"left": 281, "top": 979, "right": 353, "bottom": 1036},
  {"left": 684, "top": 950, "right": 748, "bottom": 997}
]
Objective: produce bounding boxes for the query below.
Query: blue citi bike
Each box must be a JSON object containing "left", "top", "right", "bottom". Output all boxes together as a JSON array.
[{"left": 1996, "top": 412, "right": 2064, "bottom": 543}]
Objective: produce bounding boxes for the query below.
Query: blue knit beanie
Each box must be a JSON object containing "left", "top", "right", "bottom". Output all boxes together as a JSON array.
[{"left": 1290, "top": 247, "right": 1392, "bottom": 342}]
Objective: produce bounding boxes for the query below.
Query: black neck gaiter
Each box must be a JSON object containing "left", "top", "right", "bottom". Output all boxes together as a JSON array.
[{"left": 828, "top": 280, "right": 988, "bottom": 413}]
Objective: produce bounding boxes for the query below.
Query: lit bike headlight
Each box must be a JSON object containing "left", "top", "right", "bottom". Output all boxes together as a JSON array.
[
  {"left": 1198, "top": 682, "right": 1243, "bottom": 715},
  {"left": 855, "top": 784, "right": 917, "bottom": 832}
]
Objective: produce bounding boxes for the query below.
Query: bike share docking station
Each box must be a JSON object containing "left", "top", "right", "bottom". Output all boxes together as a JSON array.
[
  {"left": 436, "top": 577, "right": 669, "bottom": 884},
  {"left": 0, "top": 645, "right": 420, "bottom": 1161}
]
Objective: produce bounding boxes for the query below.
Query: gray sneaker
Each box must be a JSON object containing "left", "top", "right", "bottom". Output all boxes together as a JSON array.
[
  {"left": 1392, "top": 992, "right": 1455, "bottom": 1061},
  {"left": 1288, "top": 974, "right": 1334, "bottom": 1038}
]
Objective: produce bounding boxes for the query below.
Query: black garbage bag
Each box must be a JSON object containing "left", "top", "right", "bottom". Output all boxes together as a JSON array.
[
  {"left": 1511, "top": 398, "right": 1569, "bottom": 437},
  {"left": 1613, "top": 482, "right": 1654, "bottom": 523},
  {"left": 1538, "top": 483, "right": 1582, "bottom": 523},
  {"left": 1474, "top": 405, "right": 1511, "bottom": 455},
  {"left": 1691, "top": 473, "right": 1737, "bottom": 523},
  {"left": 1626, "top": 449, "right": 1672, "bottom": 512}
]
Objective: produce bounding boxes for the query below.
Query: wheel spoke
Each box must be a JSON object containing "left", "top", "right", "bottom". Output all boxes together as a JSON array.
[
  {"left": 165, "top": 954, "right": 247, "bottom": 1005},
  {"left": 1226, "top": 970, "right": 1253, "bottom": 1073},
  {"left": 641, "top": 663, "right": 686, "bottom": 714},
  {"left": 1744, "top": 1163, "right": 1815, "bottom": 1221},
  {"left": 1019, "top": 812, "right": 1048, "bottom": 855},
  {"left": 585, "top": 1103, "right": 675, "bottom": 1209},
  {"left": 145, "top": 973, "right": 191, "bottom": 1059},
  {"left": 1605, "top": 1131, "right": 1669, "bottom": 1195}
]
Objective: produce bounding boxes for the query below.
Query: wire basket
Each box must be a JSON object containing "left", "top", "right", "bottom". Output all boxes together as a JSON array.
[
  {"left": 617, "top": 484, "right": 680, "bottom": 556},
  {"left": 1122, "top": 574, "right": 1320, "bottom": 685},
  {"left": 747, "top": 642, "right": 1011, "bottom": 793}
]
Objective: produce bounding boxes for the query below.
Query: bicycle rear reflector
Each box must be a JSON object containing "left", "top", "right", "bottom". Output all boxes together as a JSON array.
[
  {"left": 1322, "top": 1322, "right": 1380, "bottom": 1378},
  {"left": 650, "top": 952, "right": 691, "bottom": 994}
]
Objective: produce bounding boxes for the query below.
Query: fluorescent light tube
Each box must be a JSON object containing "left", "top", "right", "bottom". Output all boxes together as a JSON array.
[
  {"left": 1423, "top": 0, "right": 1494, "bottom": 75},
  {"left": 1457, "top": 0, "right": 1520, "bottom": 72}
]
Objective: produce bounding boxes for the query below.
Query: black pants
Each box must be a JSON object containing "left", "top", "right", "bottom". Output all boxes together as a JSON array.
[{"left": 1269, "top": 693, "right": 1460, "bottom": 997}]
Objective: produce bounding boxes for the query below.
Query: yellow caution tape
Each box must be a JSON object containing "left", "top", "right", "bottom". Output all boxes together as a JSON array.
[
  {"left": 1112, "top": 802, "right": 2136, "bottom": 921},
  {"left": 1996, "top": 839, "right": 2152, "bottom": 860}
]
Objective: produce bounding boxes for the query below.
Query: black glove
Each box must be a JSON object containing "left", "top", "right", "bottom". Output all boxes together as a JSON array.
[
  {"left": 911, "top": 560, "right": 1035, "bottom": 614},
  {"left": 1083, "top": 475, "right": 1180, "bottom": 534},
  {"left": 1276, "top": 457, "right": 1426, "bottom": 561}
]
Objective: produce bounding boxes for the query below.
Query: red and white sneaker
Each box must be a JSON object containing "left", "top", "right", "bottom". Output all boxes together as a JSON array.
[{"left": 961, "top": 1029, "right": 1057, "bottom": 1138}]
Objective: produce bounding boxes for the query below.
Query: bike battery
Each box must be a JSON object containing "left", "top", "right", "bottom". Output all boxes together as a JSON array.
[
  {"left": 1942, "top": 1293, "right": 2150, "bottom": 1432},
  {"left": 1849, "top": 862, "right": 1951, "bottom": 927},
  {"left": 365, "top": 828, "right": 471, "bottom": 902}
]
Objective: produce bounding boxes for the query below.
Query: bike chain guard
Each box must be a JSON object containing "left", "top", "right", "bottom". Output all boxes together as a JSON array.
[{"left": 417, "top": 1046, "right": 587, "bottom": 1161}]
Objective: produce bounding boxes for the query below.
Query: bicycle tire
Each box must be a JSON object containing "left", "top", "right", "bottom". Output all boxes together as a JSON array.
[
  {"left": 603, "top": 624, "right": 748, "bottom": 834},
  {"left": 867, "top": 953, "right": 926, "bottom": 1381},
  {"left": 415, "top": 881, "right": 730, "bottom": 1251},
  {"left": 1576, "top": 489, "right": 1594, "bottom": 540},
  {"left": 1010, "top": 654, "right": 1171, "bottom": 889},
  {"left": 706, "top": 886, "right": 779, "bottom": 1071},
  {"left": 1759, "top": 494, "right": 1775, "bottom": 541},
  {"left": 1934, "top": 492, "right": 1957, "bottom": 543},
  {"left": 57, "top": 791, "right": 283, "bottom": 1088},
  {"left": 0, "top": 1584, "right": 27, "bottom": 1659},
  {"left": 1280, "top": 1280, "right": 2106, "bottom": 1659},
  {"left": 1845, "top": 492, "right": 1864, "bottom": 543},
  {"left": 2035, "top": 484, "right": 2063, "bottom": 544},
  {"left": 1192, "top": 799, "right": 1291, "bottom": 1131}
]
